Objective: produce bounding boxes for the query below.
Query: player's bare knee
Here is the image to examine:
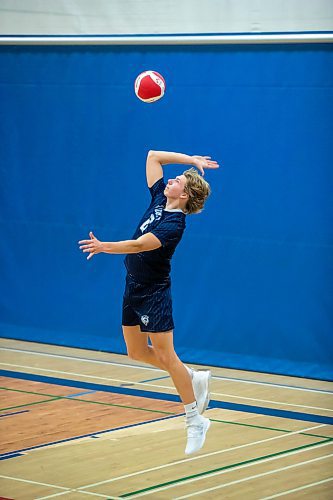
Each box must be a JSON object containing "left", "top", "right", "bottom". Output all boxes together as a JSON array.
[{"left": 154, "top": 349, "right": 176, "bottom": 369}]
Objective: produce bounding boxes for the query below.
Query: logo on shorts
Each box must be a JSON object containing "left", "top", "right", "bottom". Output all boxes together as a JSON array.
[{"left": 141, "top": 315, "right": 149, "bottom": 326}]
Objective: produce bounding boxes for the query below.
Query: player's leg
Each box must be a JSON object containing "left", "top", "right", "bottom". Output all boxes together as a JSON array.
[
  {"left": 122, "top": 325, "right": 166, "bottom": 370},
  {"left": 149, "top": 330, "right": 210, "bottom": 454},
  {"left": 148, "top": 330, "right": 195, "bottom": 404},
  {"left": 134, "top": 280, "right": 210, "bottom": 413},
  {"left": 148, "top": 331, "right": 210, "bottom": 411},
  {"left": 123, "top": 326, "right": 210, "bottom": 412}
]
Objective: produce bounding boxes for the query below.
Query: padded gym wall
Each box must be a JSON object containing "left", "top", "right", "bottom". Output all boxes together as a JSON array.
[{"left": 0, "top": 44, "right": 332, "bottom": 379}]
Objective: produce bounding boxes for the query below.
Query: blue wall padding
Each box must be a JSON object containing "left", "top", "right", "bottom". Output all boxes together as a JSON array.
[{"left": 0, "top": 44, "right": 332, "bottom": 379}]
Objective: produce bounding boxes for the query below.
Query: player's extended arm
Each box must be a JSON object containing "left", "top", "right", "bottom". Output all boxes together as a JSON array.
[
  {"left": 78, "top": 231, "right": 161, "bottom": 260},
  {"left": 146, "top": 150, "right": 219, "bottom": 187}
]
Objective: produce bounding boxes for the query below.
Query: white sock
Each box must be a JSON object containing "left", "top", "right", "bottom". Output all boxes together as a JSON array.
[{"left": 184, "top": 401, "right": 200, "bottom": 422}]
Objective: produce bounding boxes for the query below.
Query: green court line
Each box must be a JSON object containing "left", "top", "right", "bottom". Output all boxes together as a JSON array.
[
  {"left": 73, "top": 398, "right": 174, "bottom": 415},
  {"left": 0, "top": 386, "right": 57, "bottom": 397},
  {"left": 1, "top": 385, "right": 332, "bottom": 436},
  {"left": 0, "top": 397, "right": 62, "bottom": 412},
  {"left": 120, "top": 437, "right": 333, "bottom": 497},
  {"left": 0, "top": 386, "right": 175, "bottom": 416},
  {"left": 210, "top": 418, "right": 332, "bottom": 439}
]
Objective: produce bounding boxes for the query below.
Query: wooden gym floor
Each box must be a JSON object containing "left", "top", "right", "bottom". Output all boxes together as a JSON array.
[{"left": 0, "top": 337, "right": 332, "bottom": 499}]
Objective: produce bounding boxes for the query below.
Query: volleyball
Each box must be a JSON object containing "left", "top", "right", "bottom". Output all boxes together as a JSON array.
[{"left": 134, "top": 70, "right": 166, "bottom": 103}]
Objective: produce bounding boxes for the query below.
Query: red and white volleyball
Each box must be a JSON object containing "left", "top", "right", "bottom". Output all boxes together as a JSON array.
[{"left": 134, "top": 70, "right": 166, "bottom": 103}]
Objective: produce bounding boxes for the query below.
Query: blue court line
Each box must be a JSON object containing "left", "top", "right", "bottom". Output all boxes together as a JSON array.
[
  {"left": 139, "top": 376, "right": 170, "bottom": 383},
  {"left": 65, "top": 390, "right": 96, "bottom": 398},
  {"left": 0, "top": 413, "right": 180, "bottom": 460},
  {"left": 0, "top": 452, "right": 25, "bottom": 460},
  {"left": 1, "top": 369, "right": 333, "bottom": 426},
  {"left": 0, "top": 410, "right": 29, "bottom": 418},
  {"left": 208, "top": 402, "right": 333, "bottom": 425},
  {"left": 2, "top": 346, "right": 332, "bottom": 392}
]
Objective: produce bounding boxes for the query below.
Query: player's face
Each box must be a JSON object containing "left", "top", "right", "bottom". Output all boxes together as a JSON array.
[{"left": 164, "top": 175, "right": 187, "bottom": 199}]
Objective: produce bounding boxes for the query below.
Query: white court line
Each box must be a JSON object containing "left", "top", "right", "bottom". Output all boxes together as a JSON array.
[
  {"left": 0, "top": 362, "right": 153, "bottom": 385},
  {"left": 1, "top": 362, "right": 333, "bottom": 413},
  {"left": 209, "top": 391, "right": 333, "bottom": 413},
  {"left": 36, "top": 492, "right": 71, "bottom": 500},
  {"left": 79, "top": 492, "right": 119, "bottom": 499},
  {"left": 2, "top": 346, "right": 332, "bottom": 394},
  {"left": 37, "top": 491, "right": 117, "bottom": 499},
  {"left": 0, "top": 474, "right": 69, "bottom": 491},
  {"left": 78, "top": 424, "right": 326, "bottom": 490},
  {"left": 175, "top": 453, "right": 333, "bottom": 499},
  {"left": 260, "top": 477, "right": 333, "bottom": 499},
  {"left": 210, "top": 375, "right": 333, "bottom": 394},
  {"left": 128, "top": 441, "right": 333, "bottom": 498},
  {"left": 0, "top": 475, "right": 119, "bottom": 500},
  {"left": 0, "top": 347, "right": 159, "bottom": 371}
]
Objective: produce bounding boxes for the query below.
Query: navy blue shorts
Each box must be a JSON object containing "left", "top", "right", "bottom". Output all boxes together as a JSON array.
[{"left": 122, "top": 274, "right": 174, "bottom": 333}]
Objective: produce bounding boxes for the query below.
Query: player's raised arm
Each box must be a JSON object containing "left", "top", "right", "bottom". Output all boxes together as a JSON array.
[
  {"left": 146, "top": 150, "right": 164, "bottom": 188},
  {"left": 146, "top": 150, "right": 219, "bottom": 187}
]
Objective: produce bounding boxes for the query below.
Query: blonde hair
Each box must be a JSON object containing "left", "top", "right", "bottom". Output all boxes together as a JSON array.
[{"left": 183, "top": 167, "right": 211, "bottom": 214}]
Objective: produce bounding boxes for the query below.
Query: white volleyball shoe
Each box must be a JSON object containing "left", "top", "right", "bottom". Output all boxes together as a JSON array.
[{"left": 185, "top": 415, "right": 211, "bottom": 455}]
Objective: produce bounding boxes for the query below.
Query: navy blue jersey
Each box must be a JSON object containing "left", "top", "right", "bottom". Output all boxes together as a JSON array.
[{"left": 125, "top": 178, "right": 186, "bottom": 283}]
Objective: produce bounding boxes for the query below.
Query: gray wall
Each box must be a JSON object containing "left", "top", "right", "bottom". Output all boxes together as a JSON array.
[{"left": 1, "top": 0, "right": 333, "bottom": 35}]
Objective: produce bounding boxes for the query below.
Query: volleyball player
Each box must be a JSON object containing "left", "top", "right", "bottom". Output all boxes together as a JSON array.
[{"left": 79, "top": 150, "right": 219, "bottom": 454}]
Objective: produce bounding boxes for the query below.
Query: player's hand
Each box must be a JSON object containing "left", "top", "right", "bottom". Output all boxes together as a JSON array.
[
  {"left": 192, "top": 155, "right": 220, "bottom": 176},
  {"left": 78, "top": 231, "right": 104, "bottom": 260}
]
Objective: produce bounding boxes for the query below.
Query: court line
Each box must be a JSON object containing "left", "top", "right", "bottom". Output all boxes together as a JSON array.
[
  {"left": 65, "top": 390, "right": 96, "bottom": 398},
  {"left": 121, "top": 440, "right": 333, "bottom": 498},
  {"left": 209, "top": 391, "right": 333, "bottom": 413},
  {"left": 1, "top": 402, "right": 331, "bottom": 497},
  {"left": 4, "top": 385, "right": 330, "bottom": 435},
  {"left": 62, "top": 397, "right": 174, "bottom": 415},
  {"left": 0, "top": 346, "right": 159, "bottom": 370},
  {"left": 2, "top": 483, "right": 120, "bottom": 500},
  {"left": 78, "top": 493, "right": 119, "bottom": 499},
  {"left": 2, "top": 375, "right": 330, "bottom": 487},
  {"left": 174, "top": 453, "right": 333, "bottom": 499},
  {"left": 260, "top": 477, "right": 333, "bottom": 499},
  {"left": 0, "top": 474, "right": 69, "bottom": 491},
  {"left": 0, "top": 386, "right": 176, "bottom": 416},
  {"left": 77, "top": 423, "right": 327, "bottom": 490},
  {"left": 37, "top": 491, "right": 116, "bottom": 499},
  {"left": 0, "top": 410, "right": 29, "bottom": 418},
  {"left": 139, "top": 375, "right": 170, "bottom": 383},
  {"left": 1, "top": 384, "right": 331, "bottom": 439},
  {"left": 2, "top": 346, "right": 332, "bottom": 394},
  {"left": 210, "top": 418, "right": 330, "bottom": 439},
  {"left": 0, "top": 413, "right": 180, "bottom": 460},
  {"left": 1, "top": 362, "right": 332, "bottom": 413},
  {"left": 0, "top": 396, "right": 62, "bottom": 412},
  {"left": 35, "top": 493, "right": 71, "bottom": 500},
  {"left": 139, "top": 373, "right": 333, "bottom": 395},
  {"left": 212, "top": 375, "right": 333, "bottom": 393},
  {"left": 0, "top": 453, "right": 24, "bottom": 460},
  {"left": 2, "top": 369, "right": 333, "bottom": 424}
]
